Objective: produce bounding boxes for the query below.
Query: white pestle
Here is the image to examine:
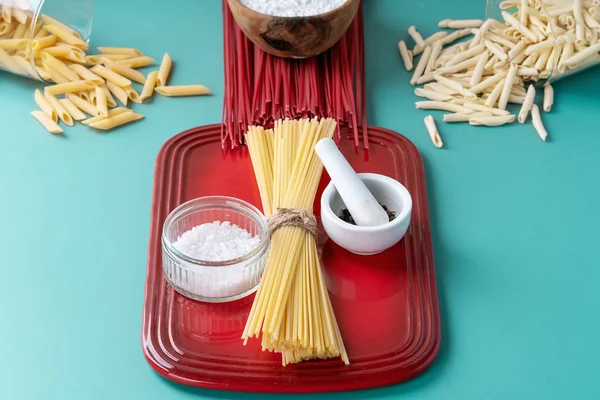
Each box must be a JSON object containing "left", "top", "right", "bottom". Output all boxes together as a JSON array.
[{"left": 315, "top": 138, "right": 390, "bottom": 227}]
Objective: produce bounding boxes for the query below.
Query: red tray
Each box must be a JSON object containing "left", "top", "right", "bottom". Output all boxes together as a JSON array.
[{"left": 142, "top": 124, "right": 440, "bottom": 393}]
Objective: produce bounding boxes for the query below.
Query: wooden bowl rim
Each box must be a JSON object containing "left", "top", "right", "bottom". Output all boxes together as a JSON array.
[{"left": 228, "top": 0, "right": 357, "bottom": 19}]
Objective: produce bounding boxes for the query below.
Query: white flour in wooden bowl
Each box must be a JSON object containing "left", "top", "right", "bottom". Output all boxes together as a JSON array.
[{"left": 240, "top": 0, "right": 347, "bottom": 17}]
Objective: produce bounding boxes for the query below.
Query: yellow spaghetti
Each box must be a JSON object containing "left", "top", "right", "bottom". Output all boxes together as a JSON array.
[{"left": 243, "top": 117, "right": 348, "bottom": 366}]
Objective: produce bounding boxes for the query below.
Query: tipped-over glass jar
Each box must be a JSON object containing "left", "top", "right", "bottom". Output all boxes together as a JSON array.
[
  {"left": 486, "top": 0, "right": 600, "bottom": 84},
  {"left": 0, "top": 0, "right": 94, "bottom": 81}
]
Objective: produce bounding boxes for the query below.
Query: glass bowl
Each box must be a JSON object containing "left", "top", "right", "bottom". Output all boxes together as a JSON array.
[{"left": 161, "top": 196, "right": 269, "bottom": 303}]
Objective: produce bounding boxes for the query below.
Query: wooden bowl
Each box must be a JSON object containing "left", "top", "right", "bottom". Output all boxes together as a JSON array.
[{"left": 227, "top": 0, "right": 361, "bottom": 59}]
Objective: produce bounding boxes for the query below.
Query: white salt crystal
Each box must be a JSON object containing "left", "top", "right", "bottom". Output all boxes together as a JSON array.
[
  {"left": 240, "top": 0, "right": 347, "bottom": 17},
  {"left": 173, "top": 221, "right": 261, "bottom": 262}
]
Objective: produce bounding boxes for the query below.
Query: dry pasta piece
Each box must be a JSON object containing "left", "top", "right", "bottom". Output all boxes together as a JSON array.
[
  {"left": 106, "top": 81, "right": 129, "bottom": 106},
  {"left": 543, "top": 84, "right": 554, "bottom": 112},
  {"left": 470, "top": 52, "right": 489, "bottom": 86},
  {"left": 436, "top": 55, "right": 481, "bottom": 74},
  {"left": 410, "top": 46, "right": 431, "bottom": 85},
  {"left": 59, "top": 98, "right": 87, "bottom": 121},
  {"left": 100, "top": 85, "right": 118, "bottom": 107},
  {"left": 97, "top": 46, "right": 143, "bottom": 56},
  {"left": 415, "top": 72, "right": 436, "bottom": 85},
  {"left": 0, "top": 38, "right": 28, "bottom": 50},
  {"left": 438, "top": 19, "right": 483, "bottom": 29},
  {"left": 415, "top": 101, "right": 471, "bottom": 113},
  {"left": 89, "top": 111, "right": 144, "bottom": 130},
  {"left": 34, "top": 89, "right": 58, "bottom": 122},
  {"left": 424, "top": 82, "right": 459, "bottom": 96},
  {"left": 32, "top": 35, "right": 58, "bottom": 51},
  {"left": 497, "top": 63, "right": 518, "bottom": 110},
  {"left": 140, "top": 71, "right": 158, "bottom": 101},
  {"left": 439, "top": 28, "right": 474, "bottom": 46},
  {"left": 40, "top": 14, "right": 83, "bottom": 39},
  {"left": 31, "top": 111, "right": 63, "bottom": 134},
  {"left": 82, "top": 107, "right": 130, "bottom": 126},
  {"left": 115, "top": 56, "right": 154, "bottom": 69},
  {"left": 90, "top": 65, "right": 132, "bottom": 87},
  {"left": 95, "top": 86, "right": 108, "bottom": 117},
  {"left": 68, "top": 64, "right": 104, "bottom": 84},
  {"left": 425, "top": 41, "right": 442, "bottom": 74},
  {"left": 530, "top": 104, "right": 548, "bottom": 141},
  {"left": 463, "top": 100, "right": 510, "bottom": 116},
  {"left": 155, "top": 85, "right": 211, "bottom": 97},
  {"left": 67, "top": 93, "right": 98, "bottom": 116},
  {"left": 413, "top": 31, "right": 448, "bottom": 56},
  {"left": 40, "top": 52, "right": 80, "bottom": 81},
  {"left": 414, "top": 88, "right": 454, "bottom": 102},
  {"left": 45, "top": 93, "right": 74, "bottom": 126},
  {"left": 44, "top": 24, "right": 88, "bottom": 49},
  {"left": 397, "top": 40, "right": 413, "bottom": 71},
  {"left": 407, "top": 26, "right": 425, "bottom": 47},
  {"left": 483, "top": 39, "right": 508, "bottom": 61},
  {"left": 484, "top": 79, "right": 505, "bottom": 108},
  {"left": 156, "top": 53, "right": 172, "bottom": 86},
  {"left": 103, "top": 58, "right": 145, "bottom": 84},
  {"left": 434, "top": 74, "right": 476, "bottom": 99},
  {"left": 469, "top": 115, "right": 516, "bottom": 126},
  {"left": 424, "top": 115, "right": 443, "bottom": 148},
  {"left": 123, "top": 85, "right": 142, "bottom": 103},
  {"left": 446, "top": 44, "right": 485, "bottom": 66},
  {"left": 501, "top": 11, "right": 537, "bottom": 42},
  {"left": 564, "top": 42, "right": 600, "bottom": 67},
  {"left": 443, "top": 111, "right": 493, "bottom": 122},
  {"left": 45, "top": 80, "right": 98, "bottom": 95}
]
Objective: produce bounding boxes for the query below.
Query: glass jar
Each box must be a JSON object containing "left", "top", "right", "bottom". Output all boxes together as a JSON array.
[
  {"left": 0, "top": 0, "right": 94, "bottom": 81},
  {"left": 162, "top": 196, "right": 270, "bottom": 303},
  {"left": 486, "top": 0, "right": 600, "bottom": 83}
]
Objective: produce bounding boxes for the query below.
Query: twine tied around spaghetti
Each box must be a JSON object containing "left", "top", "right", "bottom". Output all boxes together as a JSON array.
[{"left": 268, "top": 208, "right": 317, "bottom": 237}]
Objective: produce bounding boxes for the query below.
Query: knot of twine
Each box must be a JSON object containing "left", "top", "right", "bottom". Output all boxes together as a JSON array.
[{"left": 268, "top": 208, "right": 317, "bottom": 237}]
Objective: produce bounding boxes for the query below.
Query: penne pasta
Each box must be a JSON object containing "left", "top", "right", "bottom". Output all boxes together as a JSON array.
[
  {"left": 40, "top": 52, "right": 80, "bottom": 81},
  {"left": 470, "top": 71, "right": 508, "bottom": 93},
  {"left": 446, "top": 44, "right": 485, "bottom": 66},
  {"left": 470, "top": 52, "right": 490, "bottom": 86},
  {"left": 517, "top": 66, "right": 539, "bottom": 76},
  {"left": 564, "top": 42, "right": 600, "bottom": 67},
  {"left": 156, "top": 53, "right": 173, "bottom": 87},
  {"left": 498, "top": 63, "right": 518, "bottom": 110},
  {"left": 123, "top": 85, "right": 142, "bottom": 103},
  {"left": 115, "top": 55, "right": 154, "bottom": 69},
  {"left": 501, "top": 11, "right": 538, "bottom": 42},
  {"left": 414, "top": 88, "right": 454, "bottom": 102},
  {"left": 68, "top": 64, "right": 104, "bottom": 84},
  {"left": 34, "top": 89, "right": 58, "bottom": 122},
  {"left": 543, "top": 84, "right": 554, "bottom": 112},
  {"left": 31, "top": 111, "right": 63, "bottom": 134},
  {"left": 45, "top": 93, "right": 74, "bottom": 126},
  {"left": 44, "top": 24, "right": 88, "bottom": 49},
  {"left": 530, "top": 104, "right": 548, "bottom": 141},
  {"left": 97, "top": 46, "right": 143, "bottom": 56},
  {"left": 438, "top": 19, "right": 483, "bottom": 29},
  {"left": 89, "top": 111, "right": 144, "bottom": 130},
  {"left": 434, "top": 74, "right": 476, "bottom": 99},
  {"left": 407, "top": 26, "right": 425, "bottom": 47},
  {"left": 574, "top": 0, "right": 585, "bottom": 44},
  {"left": 0, "top": 38, "right": 28, "bottom": 50},
  {"left": 518, "top": 84, "right": 536, "bottom": 123},
  {"left": 140, "top": 71, "right": 159, "bottom": 101},
  {"left": 106, "top": 81, "right": 129, "bottom": 106},
  {"left": 483, "top": 39, "right": 508, "bottom": 61},
  {"left": 40, "top": 14, "right": 83, "bottom": 39},
  {"left": 32, "top": 34, "right": 58, "bottom": 51},
  {"left": 59, "top": 98, "right": 87, "bottom": 121},
  {"left": 66, "top": 93, "right": 98, "bottom": 116},
  {"left": 534, "top": 48, "right": 552, "bottom": 71},
  {"left": 82, "top": 107, "right": 130, "bottom": 126},
  {"left": 443, "top": 111, "right": 493, "bottom": 122},
  {"left": 424, "top": 82, "right": 460, "bottom": 95},
  {"left": 415, "top": 100, "right": 471, "bottom": 113},
  {"left": 154, "top": 85, "right": 211, "bottom": 97},
  {"left": 485, "top": 33, "right": 517, "bottom": 49},
  {"left": 423, "top": 115, "right": 443, "bottom": 148},
  {"left": 413, "top": 31, "right": 449, "bottom": 56},
  {"left": 45, "top": 80, "right": 98, "bottom": 95},
  {"left": 103, "top": 58, "right": 145, "bottom": 84},
  {"left": 410, "top": 46, "right": 432, "bottom": 85},
  {"left": 485, "top": 79, "right": 505, "bottom": 108},
  {"left": 469, "top": 114, "right": 516, "bottom": 126},
  {"left": 425, "top": 41, "right": 443, "bottom": 74},
  {"left": 95, "top": 86, "right": 108, "bottom": 117},
  {"left": 470, "top": 19, "right": 493, "bottom": 48},
  {"left": 90, "top": 65, "right": 132, "bottom": 87},
  {"left": 437, "top": 54, "right": 481, "bottom": 74},
  {"left": 463, "top": 100, "right": 510, "bottom": 116},
  {"left": 439, "top": 28, "right": 474, "bottom": 47},
  {"left": 398, "top": 40, "right": 413, "bottom": 71}
]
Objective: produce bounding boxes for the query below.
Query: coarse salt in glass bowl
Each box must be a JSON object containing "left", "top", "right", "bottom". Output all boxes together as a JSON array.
[{"left": 161, "top": 196, "right": 270, "bottom": 303}]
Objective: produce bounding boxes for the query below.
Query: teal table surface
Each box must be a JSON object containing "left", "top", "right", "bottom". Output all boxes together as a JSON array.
[{"left": 1, "top": 0, "right": 600, "bottom": 399}]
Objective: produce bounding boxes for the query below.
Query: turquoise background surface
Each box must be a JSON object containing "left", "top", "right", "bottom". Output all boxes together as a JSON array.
[{"left": 1, "top": 0, "right": 600, "bottom": 398}]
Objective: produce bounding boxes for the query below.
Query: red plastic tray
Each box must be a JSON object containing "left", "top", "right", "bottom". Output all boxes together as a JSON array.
[{"left": 142, "top": 124, "right": 440, "bottom": 393}]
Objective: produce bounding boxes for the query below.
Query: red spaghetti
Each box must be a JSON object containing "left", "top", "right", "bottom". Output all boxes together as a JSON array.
[{"left": 222, "top": 0, "right": 368, "bottom": 149}]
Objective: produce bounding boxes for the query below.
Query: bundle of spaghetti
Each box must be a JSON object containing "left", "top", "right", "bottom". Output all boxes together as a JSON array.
[
  {"left": 243, "top": 118, "right": 349, "bottom": 366},
  {"left": 222, "top": 0, "right": 368, "bottom": 150}
]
